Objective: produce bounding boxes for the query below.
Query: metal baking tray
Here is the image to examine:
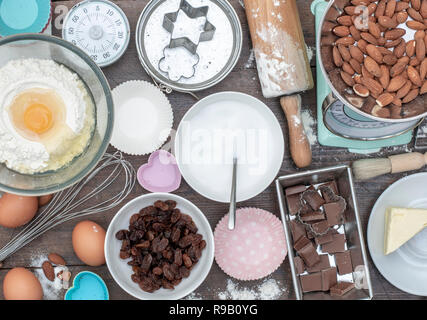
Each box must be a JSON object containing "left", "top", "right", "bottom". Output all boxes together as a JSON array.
[{"left": 275, "top": 164, "right": 374, "bottom": 300}]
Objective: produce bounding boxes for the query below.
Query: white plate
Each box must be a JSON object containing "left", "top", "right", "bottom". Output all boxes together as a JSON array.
[
  {"left": 104, "top": 193, "right": 214, "bottom": 300},
  {"left": 175, "top": 92, "right": 284, "bottom": 203},
  {"left": 367, "top": 173, "right": 427, "bottom": 296}
]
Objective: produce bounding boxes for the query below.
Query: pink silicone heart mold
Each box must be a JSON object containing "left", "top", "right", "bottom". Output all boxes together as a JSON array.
[{"left": 137, "top": 150, "right": 182, "bottom": 193}]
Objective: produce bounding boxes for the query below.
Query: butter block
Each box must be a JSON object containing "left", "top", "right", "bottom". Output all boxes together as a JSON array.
[{"left": 384, "top": 207, "right": 427, "bottom": 255}]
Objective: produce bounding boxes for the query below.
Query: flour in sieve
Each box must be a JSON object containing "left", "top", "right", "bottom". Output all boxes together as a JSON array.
[{"left": 143, "top": 0, "right": 234, "bottom": 85}]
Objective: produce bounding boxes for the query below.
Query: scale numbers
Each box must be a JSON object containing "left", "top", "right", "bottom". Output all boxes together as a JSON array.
[{"left": 63, "top": 0, "right": 130, "bottom": 67}]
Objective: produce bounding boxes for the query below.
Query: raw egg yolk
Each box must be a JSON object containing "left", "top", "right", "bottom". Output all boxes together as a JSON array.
[{"left": 23, "top": 103, "right": 53, "bottom": 134}]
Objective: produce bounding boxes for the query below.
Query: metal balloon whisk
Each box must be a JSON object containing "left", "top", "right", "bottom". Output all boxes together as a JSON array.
[{"left": 0, "top": 151, "right": 136, "bottom": 262}]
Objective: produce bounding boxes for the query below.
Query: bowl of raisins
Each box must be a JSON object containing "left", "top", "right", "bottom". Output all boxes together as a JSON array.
[{"left": 105, "top": 193, "right": 214, "bottom": 300}]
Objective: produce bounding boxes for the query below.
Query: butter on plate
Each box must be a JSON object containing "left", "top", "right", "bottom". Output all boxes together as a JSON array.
[{"left": 384, "top": 207, "right": 427, "bottom": 255}]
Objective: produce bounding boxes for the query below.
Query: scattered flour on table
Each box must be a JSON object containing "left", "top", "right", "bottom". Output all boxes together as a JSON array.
[
  {"left": 245, "top": 49, "right": 256, "bottom": 69},
  {"left": 185, "top": 292, "right": 203, "bottom": 300},
  {"left": 306, "top": 44, "right": 315, "bottom": 63},
  {"left": 217, "top": 278, "right": 286, "bottom": 300},
  {"left": 301, "top": 109, "right": 317, "bottom": 146},
  {"left": 31, "top": 253, "right": 65, "bottom": 300}
]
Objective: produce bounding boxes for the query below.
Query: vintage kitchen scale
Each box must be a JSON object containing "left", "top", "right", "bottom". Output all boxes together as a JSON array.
[{"left": 312, "top": 0, "right": 424, "bottom": 154}]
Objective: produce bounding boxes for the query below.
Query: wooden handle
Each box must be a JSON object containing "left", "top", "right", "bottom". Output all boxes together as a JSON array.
[
  {"left": 389, "top": 152, "right": 427, "bottom": 174},
  {"left": 280, "top": 95, "right": 312, "bottom": 168},
  {"left": 243, "top": 0, "right": 313, "bottom": 98}
]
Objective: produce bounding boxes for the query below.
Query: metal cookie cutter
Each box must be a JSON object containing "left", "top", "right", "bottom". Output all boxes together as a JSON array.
[{"left": 158, "top": 0, "right": 216, "bottom": 81}]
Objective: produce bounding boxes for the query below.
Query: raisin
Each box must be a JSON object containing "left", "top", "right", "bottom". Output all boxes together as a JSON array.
[
  {"left": 154, "top": 200, "right": 169, "bottom": 211},
  {"left": 182, "top": 253, "right": 192, "bottom": 268},
  {"left": 141, "top": 254, "right": 153, "bottom": 272},
  {"left": 152, "top": 267, "right": 163, "bottom": 276},
  {"left": 135, "top": 240, "right": 150, "bottom": 249},
  {"left": 199, "top": 240, "right": 207, "bottom": 250},
  {"left": 163, "top": 264, "right": 174, "bottom": 281},
  {"left": 171, "top": 228, "right": 181, "bottom": 243},
  {"left": 178, "top": 235, "right": 193, "bottom": 248},
  {"left": 115, "top": 230, "right": 128, "bottom": 240},
  {"left": 120, "top": 250, "right": 130, "bottom": 259},
  {"left": 179, "top": 266, "right": 190, "bottom": 278},
  {"left": 130, "top": 213, "right": 140, "bottom": 224},
  {"left": 146, "top": 231, "right": 155, "bottom": 241},
  {"left": 174, "top": 249, "right": 182, "bottom": 266}
]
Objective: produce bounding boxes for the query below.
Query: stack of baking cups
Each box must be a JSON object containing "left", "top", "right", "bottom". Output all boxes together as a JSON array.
[
  {"left": 0, "top": 0, "right": 52, "bottom": 37},
  {"left": 110, "top": 81, "right": 174, "bottom": 156}
]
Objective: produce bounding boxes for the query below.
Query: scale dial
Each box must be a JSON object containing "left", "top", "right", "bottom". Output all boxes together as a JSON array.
[{"left": 63, "top": 0, "right": 130, "bottom": 67}]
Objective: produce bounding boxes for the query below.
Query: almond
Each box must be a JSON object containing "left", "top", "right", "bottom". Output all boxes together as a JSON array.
[
  {"left": 407, "top": 65, "right": 423, "bottom": 86},
  {"left": 396, "top": 80, "right": 413, "bottom": 98},
  {"left": 350, "top": 46, "right": 365, "bottom": 63},
  {"left": 390, "top": 57, "right": 409, "bottom": 77},
  {"left": 415, "top": 30, "right": 426, "bottom": 40},
  {"left": 385, "top": 0, "right": 397, "bottom": 18},
  {"left": 357, "top": 39, "right": 368, "bottom": 53},
  {"left": 368, "top": 22, "right": 381, "bottom": 38},
  {"left": 353, "top": 84, "right": 370, "bottom": 97},
  {"left": 361, "top": 32, "right": 378, "bottom": 45},
  {"left": 407, "top": 20, "right": 427, "bottom": 30},
  {"left": 364, "top": 56, "right": 382, "bottom": 77},
  {"left": 333, "top": 26, "right": 350, "bottom": 37},
  {"left": 344, "top": 6, "right": 357, "bottom": 15},
  {"left": 349, "top": 58, "right": 362, "bottom": 74},
  {"left": 338, "top": 44, "right": 352, "bottom": 61},
  {"left": 362, "top": 77, "right": 383, "bottom": 95},
  {"left": 368, "top": 3, "right": 377, "bottom": 15},
  {"left": 349, "top": 25, "right": 361, "bottom": 40},
  {"left": 366, "top": 44, "right": 383, "bottom": 63},
  {"left": 333, "top": 46, "right": 343, "bottom": 67},
  {"left": 406, "top": 40, "right": 416, "bottom": 57},
  {"left": 420, "top": 58, "right": 427, "bottom": 79},
  {"left": 422, "top": 0, "right": 427, "bottom": 19},
  {"left": 371, "top": 105, "right": 391, "bottom": 118},
  {"left": 410, "top": 57, "right": 421, "bottom": 66},
  {"left": 385, "top": 38, "right": 402, "bottom": 48},
  {"left": 378, "top": 47, "right": 393, "bottom": 55},
  {"left": 376, "top": 92, "right": 394, "bottom": 107},
  {"left": 396, "top": 2, "right": 410, "bottom": 12},
  {"left": 42, "top": 261, "right": 55, "bottom": 282},
  {"left": 379, "top": 65, "right": 390, "bottom": 89},
  {"left": 343, "top": 62, "right": 355, "bottom": 75},
  {"left": 354, "top": 74, "right": 363, "bottom": 84},
  {"left": 403, "top": 88, "right": 419, "bottom": 103},
  {"left": 48, "top": 253, "right": 66, "bottom": 266},
  {"left": 394, "top": 39, "right": 406, "bottom": 58},
  {"left": 383, "top": 54, "right": 398, "bottom": 65},
  {"left": 340, "top": 70, "right": 355, "bottom": 87},
  {"left": 378, "top": 16, "right": 397, "bottom": 28},
  {"left": 387, "top": 75, "right": 407, "bottom": 91},
  {"left": 385, "top": 28, "right": 406, "bottom": 40},
  {"left": 336, "top": 36, "right": 355, "bottom": 46},
  {"left": 375, "top": 0, "right": 386, "bottom": 18},
  {"left": 412, "top": 0, "right": 422, "bottom": 11},
  {"left": 396, "top": 11, "right": 409, "bottom": 24},
  {"left": 416, "top": 38, "right": 426, "bottom": 62},
  {"left": 391, "top": 97, "right": 402, "bottom": 107},
  {"left": 408, "top": 8, "right": 424, "bottom": 22},
  {"left": 420, "top": 80, "right": 427, "bottom": 94},
  {"left": 337, "top": 15, "right": 353, "bottom": 26}
]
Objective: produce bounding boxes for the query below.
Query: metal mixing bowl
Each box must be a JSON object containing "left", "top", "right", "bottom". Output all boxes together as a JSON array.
[
  {"left": 0, "top": 34, "right": 113, "bottom": 196},
  {"left": 317, "top": 0, "right": 427, "bottom": 123}
]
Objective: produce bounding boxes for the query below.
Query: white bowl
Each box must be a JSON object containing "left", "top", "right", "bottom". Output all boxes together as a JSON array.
[
  {"left": 367, "top": 173, "right": 427, "bottom": 296},
  {"left": 105, "top": 193, "right": 214, "bottom": 300}
]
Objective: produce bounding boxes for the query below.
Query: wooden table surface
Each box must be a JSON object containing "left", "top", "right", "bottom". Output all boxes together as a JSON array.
[{"left": 0, "top": 0, "right": 426, "bottom": 300}]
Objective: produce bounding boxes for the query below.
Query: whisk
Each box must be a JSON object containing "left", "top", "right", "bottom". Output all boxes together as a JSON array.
[{"left": 0, "top": 151, "right": 136, "bottom": 262}]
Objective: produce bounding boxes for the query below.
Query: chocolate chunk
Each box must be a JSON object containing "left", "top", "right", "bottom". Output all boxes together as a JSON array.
[
  {"left": 285, "top": 185, "right": 307, "bottom": 196},
  {"left": 321, "top": 267, "right": 338, "bottom": 291},
  {"left": 293, "top": 256, "right": 305, "bottom": 274},
  {"left": 300, "top": 203, "right": 313, "bottom": 215},
  {"left": 321, "top": 234, "right": 346, "bottom": 254},
  {"left": 335, "top": 251, "right": 353, "bottom": 275},
  {"left": 294, "top": 236, "right": 311, "bottom": 251},
  {"left": 323, "top": 199, "right": 346, "bottom": 226},
  {"left": 311, "top": 220, "right": 329, "bottom": 234},
  {"left": 319, "top": 181, "right": 338, "bottom": 196},
  {"left": 319, "top": 186, "right": 340, "bottom": 204},
  {"left": 314, "top": 229, "right": 337, "bottom": 245},
  {"left": 302, "top": 190, "right": 326, "bottom": 210},
  {"left": 307, "top": 254, "right": 331, "bottom": 273},
  {"left": 287, "top": 194, "right": 302, "bottom": 215},
  {"left": 300, "top": 272, "right": 322, "bottom": 292},
  {"left": 289, "top": 220, "right": 307, "bottom": 242},
  {"left": 300, "top": 211, "right": 325, "bottom": 222},
  {"left": 298, "top": 242, "right": 320, "bottom": 267},
  {"left": 330, "top": 281, "right": 355, "bottom": 296}
]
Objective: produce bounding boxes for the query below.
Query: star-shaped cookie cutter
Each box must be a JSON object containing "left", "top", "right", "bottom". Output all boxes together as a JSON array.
[{"left": 162, "top": 0, "right": 216, "bottom": 54}]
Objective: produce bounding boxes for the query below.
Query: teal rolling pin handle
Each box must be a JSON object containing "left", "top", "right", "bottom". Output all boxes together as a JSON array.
[{"left": 0, "top": 0, "right": 52, "bottom": 37}]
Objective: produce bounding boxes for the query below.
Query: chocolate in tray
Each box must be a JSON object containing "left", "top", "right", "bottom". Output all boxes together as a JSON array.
[{"left": 286, "top": 180, "right": 355, "bottom": 297}]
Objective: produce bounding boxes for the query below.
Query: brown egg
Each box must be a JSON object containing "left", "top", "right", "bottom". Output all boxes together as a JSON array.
[
  {"left": 72, "top": 220, "right": 106, "bottom": 266},
  {"left": 0, "top": 193, "right": 38, "bottom": 228},
  {"left": 3, "top": 267, "right": 43, "bottom": 300},
  {"left": 38, "top": 194, "right": 53, "bottom": 207}
]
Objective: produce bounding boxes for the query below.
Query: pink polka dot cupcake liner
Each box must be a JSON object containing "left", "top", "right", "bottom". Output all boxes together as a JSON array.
[{"left": 214, "top": 207, "right": 287, "bottom": 281}]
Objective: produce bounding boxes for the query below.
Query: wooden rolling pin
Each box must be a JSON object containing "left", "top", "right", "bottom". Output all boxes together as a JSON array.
[
  {"left": 352, "top": 152, "right": 427, "bottom": 180},
  {"left": 243, "top": 0, "right": 314, "bottom": 168}
]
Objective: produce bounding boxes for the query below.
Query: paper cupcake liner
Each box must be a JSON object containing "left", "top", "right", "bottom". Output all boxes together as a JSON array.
[
  {"left": 214, "top": 207, "right": 287, "bottom": 281},
  {"left": 110, "top": 80, "right": 173, "bottom": 155}
]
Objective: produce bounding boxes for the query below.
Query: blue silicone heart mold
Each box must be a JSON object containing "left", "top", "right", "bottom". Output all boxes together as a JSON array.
[{"left": 65, "top": 271, "right": 109, "bottom": 300}]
